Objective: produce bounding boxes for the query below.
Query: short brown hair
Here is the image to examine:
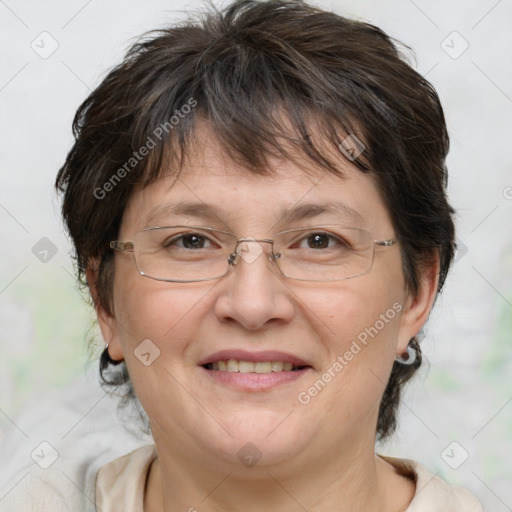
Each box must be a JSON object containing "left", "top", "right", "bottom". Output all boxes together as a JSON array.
[{"left": 56, "top": 0, "right": 455, "bottom": 440}]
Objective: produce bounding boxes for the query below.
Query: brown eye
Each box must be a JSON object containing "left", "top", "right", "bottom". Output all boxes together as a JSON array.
[
  {"left": 180, "top": 234, "right": 207, "bottom": 249},
  {"left": 294, "top": 232, "right": 348, "bottom": 250},
  {"left": 164, "top": 233, "right": 213, "bottom": 249},
  {"left": 306, "top": 233, "right": 330, "bottom": 249}
]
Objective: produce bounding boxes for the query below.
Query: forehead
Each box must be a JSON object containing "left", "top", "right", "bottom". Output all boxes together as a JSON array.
[{"left": 121, "top": 124, "right": 391, "bottom": 235}]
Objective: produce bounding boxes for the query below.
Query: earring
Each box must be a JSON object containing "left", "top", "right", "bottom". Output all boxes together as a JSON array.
[
  {"left": 395, "top": 344, "right": 418, "bottom": 366},
  {"left": 99, "top": 343, "right": 129, "bottom": 386},
  {"left": 100, "top": 343, "right": 123, "bottom": 372}
]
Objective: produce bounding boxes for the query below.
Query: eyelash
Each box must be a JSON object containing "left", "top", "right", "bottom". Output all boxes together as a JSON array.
[{"left": 164, "top": 231, "right": 350, "bottom": 250}]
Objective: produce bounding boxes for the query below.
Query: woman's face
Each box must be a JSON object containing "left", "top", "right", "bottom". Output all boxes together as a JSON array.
[{"left": 97, "top": 125, "right": 433, "bottom": 472}]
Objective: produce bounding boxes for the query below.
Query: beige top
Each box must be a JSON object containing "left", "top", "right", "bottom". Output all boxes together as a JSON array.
[{"left": 95, "top": 445, "right": 484, "bottom": 512}]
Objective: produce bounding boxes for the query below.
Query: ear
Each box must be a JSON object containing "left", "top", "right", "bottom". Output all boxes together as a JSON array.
[
  {"left": 86, "top": 262, "right": 124, "bottom": 362},
  {"left": 396, "top": 252, "right": 440, "bottom": 355}
]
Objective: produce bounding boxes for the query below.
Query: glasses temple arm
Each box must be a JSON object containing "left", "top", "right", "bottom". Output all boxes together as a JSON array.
[
  {"left": 374, "top": 239, "right": 397, "bottom": 247},
  {"left": 110, "top": 241, "right": 135, "bottom": 252}
]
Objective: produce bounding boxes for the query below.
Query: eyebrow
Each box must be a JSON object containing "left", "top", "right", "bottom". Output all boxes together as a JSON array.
[{"left": 145, "top": 200, "right": 363, "bottom": 227}]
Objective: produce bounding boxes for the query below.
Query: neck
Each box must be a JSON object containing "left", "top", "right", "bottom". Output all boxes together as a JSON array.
[{"left": 145, "top": 429, "right": 414, "bottom": 512}]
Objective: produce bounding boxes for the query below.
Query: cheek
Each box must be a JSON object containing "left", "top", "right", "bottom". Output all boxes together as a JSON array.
[
  {"left": 111, "top": 278, "right": 216, "bottom": 417},
  {"left": 303, "top": 274, "right": 403, "bottom": 351},
  {"left": 294, "top": 278, "right": 404, "bottom": 409},
  {"left": 113, "top": 274, "right": 213, "bottom": 358}
]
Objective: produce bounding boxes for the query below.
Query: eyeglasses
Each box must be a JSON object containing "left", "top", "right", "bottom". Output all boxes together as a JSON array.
[{"left": 110, "top": 225, "right": 397, "bottom": 283}]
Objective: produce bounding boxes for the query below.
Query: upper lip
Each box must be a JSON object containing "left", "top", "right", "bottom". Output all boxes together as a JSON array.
[{"left": 198, "top": 349, "right": 312, "bottom": 368}]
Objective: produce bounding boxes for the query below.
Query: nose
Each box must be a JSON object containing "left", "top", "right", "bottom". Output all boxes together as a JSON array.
[{"left": 213, "top": 239, "right": 295, "bottom": 330}]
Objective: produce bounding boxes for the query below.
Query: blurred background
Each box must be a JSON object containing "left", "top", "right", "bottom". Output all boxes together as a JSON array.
[{"left": 0, "top": 0, "right": 511, "bottom": 509}]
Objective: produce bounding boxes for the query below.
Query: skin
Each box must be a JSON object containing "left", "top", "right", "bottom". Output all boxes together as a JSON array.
[{"left": 88, "top": 122, "right": 439, "bottom": 512}]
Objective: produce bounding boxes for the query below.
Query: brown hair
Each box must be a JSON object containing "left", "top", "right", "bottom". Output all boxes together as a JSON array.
[{"left": 55, "top": 0, "right": 455, "bottom": 440}]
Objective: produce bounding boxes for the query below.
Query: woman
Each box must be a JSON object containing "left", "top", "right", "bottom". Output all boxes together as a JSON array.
[{"left": 53, "top": 0, "right": 483, "bottom": 510}]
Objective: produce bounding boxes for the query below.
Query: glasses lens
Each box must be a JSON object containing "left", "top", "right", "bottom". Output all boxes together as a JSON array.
[
  {"left": 273, "top": 226, "right": 375, "bottom": 281},
  {"left": 133, "top": 226, "right": 236, "bottom": 282},
  {"left": 130, "top": 225, "right": 376, "bottom": 282}
]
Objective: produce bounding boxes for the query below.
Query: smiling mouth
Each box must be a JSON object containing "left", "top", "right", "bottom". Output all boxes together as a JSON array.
[{"left": 202, "top": 360, "right": 311, "bottom": 373}]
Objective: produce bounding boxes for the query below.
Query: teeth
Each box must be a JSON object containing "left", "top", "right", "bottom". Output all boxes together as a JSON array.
[
  {"left": 271, "top": 361, "right": 284, "bottom": 372},
  {"left": 227, "top": 359, "right": 239, "bottom": 372},
  {"left": 239, "top": 360, "right": 255, "bottom": 373},
  {"left": 255, "top": 362, "right": 272, "bottom": 373},
  {"left": 208, "top": 359, "right": 296, "bottom": 373}
]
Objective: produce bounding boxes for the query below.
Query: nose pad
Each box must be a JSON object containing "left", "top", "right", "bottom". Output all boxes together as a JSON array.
[{"left": 227, "top": 239, "right": 278, "bottom": 268}]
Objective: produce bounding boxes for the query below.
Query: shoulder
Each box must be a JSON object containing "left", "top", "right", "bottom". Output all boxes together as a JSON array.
[
  {"left": 95, "top": 444, "right": 157, "bottom": 512},
  {"left": 0, "top": 444, "right": 155, "bottom": 512},
  {"left": 380, "top": 455, "right": 484, "bottom": 512},
  {"left": 0, "top": 372, "right": 152, "bottom": 512},
  {"left": 0, "top": 460, "right": 96, "bottom": 512}
]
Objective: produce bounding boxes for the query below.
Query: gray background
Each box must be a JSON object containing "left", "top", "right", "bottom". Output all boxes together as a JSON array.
[{"left": 1, "top": 0, "right": 511, "bottom": 509}]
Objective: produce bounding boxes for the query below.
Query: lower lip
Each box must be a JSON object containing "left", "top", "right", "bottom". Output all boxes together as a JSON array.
[{"left": 199, "top": 366, "right": 312, "bottom": 391}]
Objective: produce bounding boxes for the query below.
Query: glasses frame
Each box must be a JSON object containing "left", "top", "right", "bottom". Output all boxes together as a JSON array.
[{"left": 110, "top": 225, "right": 397, "bottom": 283}]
